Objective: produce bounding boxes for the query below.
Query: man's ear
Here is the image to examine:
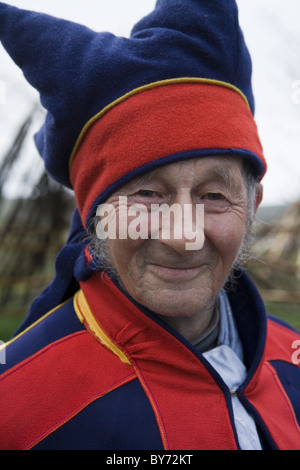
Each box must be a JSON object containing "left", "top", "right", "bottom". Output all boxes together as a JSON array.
[{"left": 254, "top": 183, "right": 263, "bottom": 215}]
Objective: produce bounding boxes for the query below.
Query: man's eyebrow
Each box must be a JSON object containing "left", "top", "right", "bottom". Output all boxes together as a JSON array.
[
  {"left": 120, "top": 170, "right": 161, "bottom": 190},
  {"left": 119, "top": 164, "right": 242, "bottom": 192},
  {"left": 114, "top": 173, "right": 156, "bottom": 194},
  {"left": 200, "top": 166, "right": 241, "bottom": 191},
  {"left": 209, "top": 167, "right": 233, "bottom": 187}
]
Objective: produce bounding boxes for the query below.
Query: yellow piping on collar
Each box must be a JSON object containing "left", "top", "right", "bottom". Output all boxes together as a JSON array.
[
  {"left": 0, "top": 298, "right": 72, "bottom": 353},
  {"left": 69, "top": 77, "right": 249, "bottom": 170},
  {"left": 74, "top": 290, "right": 132, "bottom": 366}
]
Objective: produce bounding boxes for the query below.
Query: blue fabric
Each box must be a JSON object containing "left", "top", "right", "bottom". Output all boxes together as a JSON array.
[
  {"left": 2, "top": 266, "right": 299, "bottom": 450},
  {"left": 0, "top": 0, "right": 255, "bottom": 189},
  {"left": 0, "top": 0, "right": 257, "bottom": 333},
  {"left": 224, "top": 268, "right": 268, "bottom": 374},
  {"left": 1, "top": 265, "right": 299, "bottom": 450},
  {"left": 2, "top": 298, "right": 84, "bottom": 372},
  {"left": 270, "top": 361, "right": 300, "bottom": 425},
  {"left": 32, "top": 379, "right": 164, "bottom": 450}
]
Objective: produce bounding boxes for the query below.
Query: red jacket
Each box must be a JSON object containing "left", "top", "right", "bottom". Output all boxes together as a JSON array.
[{"left": 0, "top": 269, "right": 299, "bottom": 450}]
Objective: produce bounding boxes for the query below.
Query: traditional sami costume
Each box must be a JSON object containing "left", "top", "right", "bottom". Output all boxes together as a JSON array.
[{"left": 0, "top": 0, "right": 299, "bottom": 450}]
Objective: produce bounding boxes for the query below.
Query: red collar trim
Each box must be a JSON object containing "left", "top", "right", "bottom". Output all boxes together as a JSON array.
[{"left": 80, "top": 272, "right": 239, "bottom": 449}]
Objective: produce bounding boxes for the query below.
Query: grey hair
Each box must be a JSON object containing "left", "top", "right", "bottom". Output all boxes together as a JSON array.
[
  {"left": 236, "top": 162, "right": 259, "bottom": 266},
  {"left": 88, "top": 227, "right": 122, "bottom": 284}
]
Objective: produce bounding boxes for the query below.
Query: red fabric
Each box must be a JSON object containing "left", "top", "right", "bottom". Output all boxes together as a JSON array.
[
  {"left": 0, "top": 331, "right": 135, "bottom": 450},
  {"left": 265, "top": 318, "right": 300, "bottom": 363},
  {"left": 244, "top": 319, "right": 300, "bottom": 450},
  {"left": 245, "top": 362, "right": 300, "bottom": 450},
  {"left": 81, "top": 274, "right": 300, "bottom": 450},
  {"left": 81, "top": 272, "right": 239, "bottom": 450},
  {"left": 2, "top": 277, "right": 299, "bottom": 450},
  {"left": 84, "top": 243, "right": 93, "bottom": 266},
  {"left": 70, "top": 82, "right": 266, "bottom": 226}
]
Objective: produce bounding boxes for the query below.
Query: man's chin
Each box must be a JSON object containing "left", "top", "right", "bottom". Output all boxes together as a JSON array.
[{"left": 141, "top": 286, "right": 215, "bottom": 319}]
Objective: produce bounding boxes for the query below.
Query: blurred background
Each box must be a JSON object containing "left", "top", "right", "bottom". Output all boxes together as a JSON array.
[{"left": 0, "top": 0, "right": 299, "bottom": 340}]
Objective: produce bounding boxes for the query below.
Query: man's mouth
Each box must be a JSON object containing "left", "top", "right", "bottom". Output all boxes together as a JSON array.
[{"left": 149, "top": 263, "right": 207, "bottom": 281}]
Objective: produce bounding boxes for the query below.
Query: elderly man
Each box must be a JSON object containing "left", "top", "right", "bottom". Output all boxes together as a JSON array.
[{"left": 0, "top": 0, "right": 299, "bottom": 451}]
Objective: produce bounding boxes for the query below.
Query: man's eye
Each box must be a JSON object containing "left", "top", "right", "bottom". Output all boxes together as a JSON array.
[
  {"left": 200, "top": 192, "right": 230, "bottom": 213},
  {"left": 204, "top": 193, "right": 225, "bottom": 201},
  {"left": 136, "top": 190, "right": 157, "bottom": 198}
]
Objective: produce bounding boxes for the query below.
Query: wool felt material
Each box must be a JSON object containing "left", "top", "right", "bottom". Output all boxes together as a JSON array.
[
  {"left": 0, "top": 0, "right": 266, "bottom": 333},
  {"left": 0, "top": 331, "right": 135, "bottom": 450},
  {"left": 0, "top": 269, "right": 299, "bottom": 450},
  {"left": 0, "top": 0, "right": 261, "bottom": 192},
  {"left": 71, "top": 80, "right": 265, "bottom": 225}
]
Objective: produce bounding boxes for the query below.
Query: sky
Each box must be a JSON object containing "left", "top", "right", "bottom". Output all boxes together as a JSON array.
[{"left": 1, "top": 0, "right": 300, "bottom": 207}]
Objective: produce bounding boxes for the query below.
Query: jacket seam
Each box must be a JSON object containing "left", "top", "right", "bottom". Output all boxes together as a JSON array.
[{"left": 25, "top": 372, "right": 137, "bottom": 450}]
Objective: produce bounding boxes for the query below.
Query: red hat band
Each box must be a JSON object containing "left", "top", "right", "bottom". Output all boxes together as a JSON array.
[{"left": 70, "top": 79, "right": 266, "bottom": 227}]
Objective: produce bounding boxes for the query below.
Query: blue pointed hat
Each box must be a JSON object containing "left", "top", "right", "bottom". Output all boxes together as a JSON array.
[
  {"left": 0, "top": 0, "right": 266, "bottom": 228},
  {"left": 0, "top": 0, "right": 266, "bottom": 332}
]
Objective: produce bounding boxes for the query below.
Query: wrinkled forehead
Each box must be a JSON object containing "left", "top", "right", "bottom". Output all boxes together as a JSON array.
[{"left": 114, "top": 155, "right": 246, "bottom": 193}]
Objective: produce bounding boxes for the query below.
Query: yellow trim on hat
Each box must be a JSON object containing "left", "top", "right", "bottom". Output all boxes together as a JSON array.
[{"left": 69, "top": 77, "right": 249, "bottom": 169}]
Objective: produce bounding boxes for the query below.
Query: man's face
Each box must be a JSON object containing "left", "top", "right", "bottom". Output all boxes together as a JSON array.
[{"left": 102, "top": 156, "right": 258, "bottom": 333}]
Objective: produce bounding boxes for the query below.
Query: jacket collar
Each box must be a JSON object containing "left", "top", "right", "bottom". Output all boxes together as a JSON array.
[{"left": 79, "top": 266, "right": 267, "bottom": 388}]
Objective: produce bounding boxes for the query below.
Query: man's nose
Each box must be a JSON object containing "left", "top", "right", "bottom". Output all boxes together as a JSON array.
[{"left": 157, "top": 191, "right": 205, "bottom": 254}]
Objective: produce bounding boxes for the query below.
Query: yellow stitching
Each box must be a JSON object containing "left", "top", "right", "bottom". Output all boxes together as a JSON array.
[
  {"left": 0, "top": 298, "right": 72, "bottom": 353},
  {"left": 74, "top": 290, "right": 168, "bottom": 447},
  {"left": 74, "top": 290, "right": 132, "bottom": 366},
  {"left": 69, "top": 77, "right": 249, "bottom": 169}
]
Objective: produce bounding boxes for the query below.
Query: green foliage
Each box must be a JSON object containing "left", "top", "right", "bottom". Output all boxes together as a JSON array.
[
  {"left": 266, "top": 302, "right": 300, "bottom": 331},
  {"left": 0, "top": 316, "right": 25, "bottom": 342}
]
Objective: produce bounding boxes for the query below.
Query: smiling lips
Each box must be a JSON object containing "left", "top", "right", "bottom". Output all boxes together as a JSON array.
[{"left": 150, "top": 263, "right": 207, "bottom": 281}]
